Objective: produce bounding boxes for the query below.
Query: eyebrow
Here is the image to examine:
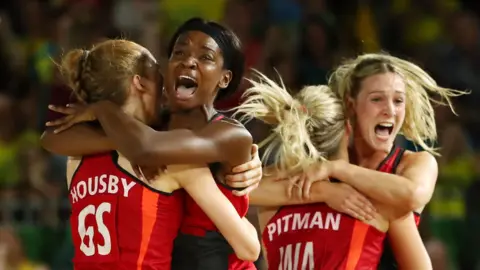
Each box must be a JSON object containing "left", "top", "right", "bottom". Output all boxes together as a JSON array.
[
  {"left": 368, "top": 90, "right": 405, "bottom": 95},
  {"left": 201, "top": 44, "right": 216, "bottom": 52},
  {"left": 174, "top": 40, "right": 216, "bottom": 53}
]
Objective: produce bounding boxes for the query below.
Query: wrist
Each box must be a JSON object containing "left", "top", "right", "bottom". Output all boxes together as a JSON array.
[
  {"left": 329, "top": 159, "right": 346, "bottom": 180},
  {"left": 310, "top": 181, "right": 333, "bottom": 202},
  {"left": 90, "top": 100, "right": 113, "bottom": 118}
]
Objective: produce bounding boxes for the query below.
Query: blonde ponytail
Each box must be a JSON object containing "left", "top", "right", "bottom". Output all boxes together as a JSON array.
[{"left": 235, "top": 70, "right": 346, "bottom": 173}]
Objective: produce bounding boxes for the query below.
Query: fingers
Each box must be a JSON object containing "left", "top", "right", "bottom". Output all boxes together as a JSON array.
[
  {"left": 296, "top": 178, "right": 305, "bottom": 199},
  {"left": 45, "top": 114, "right": 73, "bottom": 127},
  {"left": 302, "top": 175, "right": 313, "bottom": 200},
  {"left": 132, "top": 165, "right": 144, "bottom": 180},
  {"left": 286, "top": 175, "right": 300, "bottom": 198},
  {"left": 355, "top": 194, "right": 376, "bottom": 215},
  {"left": 345, "top": 197, "right": 376, "bottom": 221},
  {"left": 251, "top": 144, "right": 259, "bottom": 156},
  {"left": 226, "top": 173, "right": 261, "bottom": 189},
  {"left": 48, "top": 105, "right": 77, "bottom": 115},
  {"left": 232, "top": 183, "right": 259, "bottom": 197},
  {"left": 226, "top": 166, "right": 262, "bottom": 183},
  {"left": 231, "top": 158, "right": 262, "bottom": 174},
  {"left": 51, "top": 120, "right": 75, "bottom": 133}
]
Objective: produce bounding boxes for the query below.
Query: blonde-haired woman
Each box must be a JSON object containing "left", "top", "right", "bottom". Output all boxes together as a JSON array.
[
  {"left": 233, "top": 71, "right": 430, "bottom": 270},
  {"left": 324, "top": 53, "right": 467, "bottom": 269}
]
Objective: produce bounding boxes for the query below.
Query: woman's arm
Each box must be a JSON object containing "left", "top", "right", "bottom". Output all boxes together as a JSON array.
[
  {"left": 388, "top": 214, "right": 433, "bottom": 270},
  {"left": 330, "top": 151, "right": 438, "bottom": 213},
  {"left": 250, "top": 175, "right": 376, "bottom": 220},
  {"left": 88, "top": 101, "right": 252, "bottom": 167},
  {"left": 40, "top": 125, "right": 113, "bottom": 156},
  {"left": 173, "top": 165, "right": 261, "bottom": 261}
]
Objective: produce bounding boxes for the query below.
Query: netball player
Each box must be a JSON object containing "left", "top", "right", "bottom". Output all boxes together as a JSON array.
[
  {"left": 233, "top": 71, "right": 431, "bottom": 269},
  {"left": 44, "top": 18, "right": 261, "bottom": 269},
  {"left": 42, "top": 37, "right": 261, "bottom": 270},
  {"left": 323, "top": 53, "right": 467, "bottom": 269}
]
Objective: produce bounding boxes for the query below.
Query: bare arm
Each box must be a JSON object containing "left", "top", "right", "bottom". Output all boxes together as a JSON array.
[
  {"left": 250, "top": 170, "right": 377, "bottom": 220},
  {"left": 250, "top": 180, "right": 331, "bottom": 206},
  {"left": 330, "top": 152, "right": 438, "bottom": 212},
  {"left": 174, "top": 166, "right": 261, "bottom": 261},
  {"left": 40, "top": 125, "right": 114, "bottom": 156},
  {"left": 91, "top": 101, "right": 252, "bottom": 167},
  {"left": 388, "top": 214, "right": 432, "bottom": 270}
]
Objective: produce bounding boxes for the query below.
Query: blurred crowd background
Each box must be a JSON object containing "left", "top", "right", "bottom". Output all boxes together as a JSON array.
[{"left": 0, "top": 0, "right": 479, "bottom": 269}]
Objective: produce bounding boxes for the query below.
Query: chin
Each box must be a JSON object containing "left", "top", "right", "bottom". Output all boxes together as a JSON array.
[{"left": 364, "top": 137, "right": 391, "bottom": 152}]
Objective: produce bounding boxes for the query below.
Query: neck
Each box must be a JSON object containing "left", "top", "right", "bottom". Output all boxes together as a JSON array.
[
  {"left": 330, "top": 147, "right": 349, "bottom": 162},
  {"left": 351, "top": 135, "right": 392, "bottom": 169},
  {"left": 169, "top": 104, "right": 216, "bottom": 130}
]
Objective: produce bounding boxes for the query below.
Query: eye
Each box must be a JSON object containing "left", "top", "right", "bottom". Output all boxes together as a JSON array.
[
  {"left": 394, "top": 98, "right": 404, "bottom": 104},
  {"left": 200, "top": 54, "right": 214, "bottom": 61},
  {"left": 371, "top": 97, "right": 381, "bottom": 102},
  {"left": 173, "top": 50, "right": 184, "bottom": 57}
]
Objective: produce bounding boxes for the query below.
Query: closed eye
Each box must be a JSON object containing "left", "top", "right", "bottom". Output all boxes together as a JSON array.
[
  {"left": 173, "top": 50, "right": 184, "bottom": 56},
  {"left": 200, "top": 54, "right": 214, "bottom": 61}
]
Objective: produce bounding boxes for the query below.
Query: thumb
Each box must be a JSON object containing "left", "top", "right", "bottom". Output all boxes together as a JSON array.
[{"left": 251, "top": 144, "right": 259, "bottom": 155}]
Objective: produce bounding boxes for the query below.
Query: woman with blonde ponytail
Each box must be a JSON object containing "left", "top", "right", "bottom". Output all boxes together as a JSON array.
[{"left": 233, "top": 70, "right": 427, "bottom": 270}]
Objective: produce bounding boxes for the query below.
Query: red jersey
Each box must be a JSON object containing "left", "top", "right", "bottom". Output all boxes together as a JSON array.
[
  {"left": 68, "top": 151, "right": 184, "bottom": 270},
  {"left": 262, "top": 146, "right": 405, "bottom": 270},
  {"left": 172, "top": 114, "right": 254, "bottom": 270},
  {"left": 376, "top": 148, "right": 422, "bottom": 270}
]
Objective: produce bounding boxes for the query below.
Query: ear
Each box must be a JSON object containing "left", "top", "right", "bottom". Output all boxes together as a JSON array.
[
  {"left": 132, "top": 75, "right": 146, "bottom": 93},
  {"left": 218, "top": 70, "right": 232, "bottom": 89},
  {"left": 345, "top": 119, "right": 353, "bottom": 137},
  {"left": 346, "top": 96, "right": 356, "bottom": 118}
]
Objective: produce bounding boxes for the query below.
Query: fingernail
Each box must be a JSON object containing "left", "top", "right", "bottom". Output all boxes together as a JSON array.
[
  {"left": 48, "top": 105, "right": 54, "bottom": 109},
  {"left": 53, "top": 130, "right": 59, "bottom": 134}
]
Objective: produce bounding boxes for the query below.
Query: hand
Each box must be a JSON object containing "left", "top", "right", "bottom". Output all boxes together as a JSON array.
[
  {"left": 46, "top": 103, "right": 96, "bottom": 133},
  {"left": 225, "top": 144, "right": 263, "bottom": 196},
  {"left": 286, "top": 162, "right": 332, "bottom": 199},
  {"left": 324, "top": 183, "right": 377, "bottom": 221}
]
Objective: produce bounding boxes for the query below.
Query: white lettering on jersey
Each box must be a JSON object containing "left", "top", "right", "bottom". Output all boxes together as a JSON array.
[
  {"left": 278, "top": 241, "right": 314, "bottom": 270},
  {"left": 78, "top": 202, "right": 112, "bottom": 256},
  {"left": 267, "top": 212, "right": 341, "bottom": 241},
  {"left": 70, "top": 174, "right": 136, "bottom": 204}
]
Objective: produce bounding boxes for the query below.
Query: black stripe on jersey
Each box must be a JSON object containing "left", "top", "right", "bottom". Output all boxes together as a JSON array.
[{"left": 110, "top": 151, "right": 177, "bottom": 196}]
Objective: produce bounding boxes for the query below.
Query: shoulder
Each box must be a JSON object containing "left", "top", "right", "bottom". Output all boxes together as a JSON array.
[
  {"left": 398, "top": 150, "right": 438, "bottom": 174},
  {"left": 202, "top": 116, "right": 253, "bottom": 148}
]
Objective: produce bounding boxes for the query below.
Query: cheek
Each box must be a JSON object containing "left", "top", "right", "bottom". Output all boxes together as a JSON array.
[
  {"left": 396, "top": 108, "right": 406, "bottom": 125},
  {"left": 354, "top": 103, "right": 377, "bottom": 132}
]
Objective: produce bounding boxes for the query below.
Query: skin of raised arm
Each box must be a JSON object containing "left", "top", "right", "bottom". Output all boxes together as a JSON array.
[
  {"left": 388, "top": 214, "right": 433, "bottom": 270},
  {"left": 249, "top": 179, "right": 332, "bottom": 206},
  {"left": 40, "top": 125, "right": 114, "bottom": 156},
  {"left": 91, "top": 101, "right": 253, "bottom": 167},
  {"left": 174, "top": 166, "right": 261, "bottom": 261},
  {"left": 330, "top": 151, "right": 438, "bottom": 213}
]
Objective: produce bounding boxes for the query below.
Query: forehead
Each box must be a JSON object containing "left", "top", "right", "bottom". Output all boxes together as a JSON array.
[
  {"left": 360, "top": 72, "right": 405, "bottom": 95},
  {"left": 175, "top": 30, "right": 220, "bottom": 52}
]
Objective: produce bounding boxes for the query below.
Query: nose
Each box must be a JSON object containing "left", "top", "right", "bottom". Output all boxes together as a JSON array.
[
  {"left": 180, "top": 56, "right": 197, "bottom": 69},
  {"left": 383, "top": 101, "right": 396, "bottom": 116}
]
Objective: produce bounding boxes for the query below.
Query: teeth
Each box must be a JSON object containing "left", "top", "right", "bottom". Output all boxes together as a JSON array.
[
  {"left": 378, "top": 122, "right": 393, "bottom": 127},
  {"left": 179, "top": 75, "right": 196, "bottom": 83}
]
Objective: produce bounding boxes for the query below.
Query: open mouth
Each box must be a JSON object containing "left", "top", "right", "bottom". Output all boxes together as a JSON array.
[
  {"left": 374, "top": 122, "right": 394, "bottom": 139},
  {"left": 175, "top": 75, "right": 198, "bottom": 99}
]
